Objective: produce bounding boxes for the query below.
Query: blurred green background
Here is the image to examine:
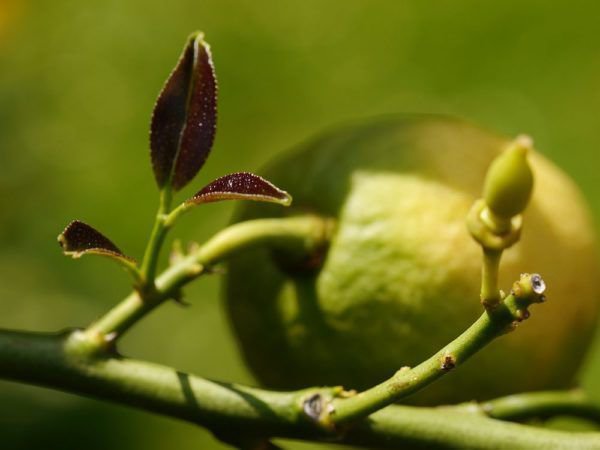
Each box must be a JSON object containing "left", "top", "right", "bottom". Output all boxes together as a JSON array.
[{"left": 2, "top": 1, "right": 600, "bottom": 448}]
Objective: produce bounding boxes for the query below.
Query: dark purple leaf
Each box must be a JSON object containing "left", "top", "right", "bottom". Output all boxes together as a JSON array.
[
  {"left": 186, "top": 172, "right": 292, "bottom": 206},
  {"left": 150, "top": 39, "right": 194, "bottom": 187},
  {"left": 58, "top": 220, "right": 135, "bottom": 262},
  {"left": 150, "top": 32, "right": 217, "bottom": 191},
  {"left": 172, "top": 38, "right": 218, "bottom": 190}
]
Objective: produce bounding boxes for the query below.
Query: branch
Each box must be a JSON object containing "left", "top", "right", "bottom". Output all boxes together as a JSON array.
[
  {"left": 83, "top": 215, "right": 333, "bottom": 347},
  {"left": 478, "top": 390, "right": 600, "bottom": 425},
  {"left": 1, "top": 329, "right": 600, "bottom": 449},
  {"left": 344, "top": 403, "right": 600, "bottom": 449},
  {"left": 330, "top": 273, "right": 546, "bottom": 424}
]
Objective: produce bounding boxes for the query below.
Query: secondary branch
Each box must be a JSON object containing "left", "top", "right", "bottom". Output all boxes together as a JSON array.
[
  {"left": 83, "top": 215, "right": 333, "bottom": 346},
  {"left": 480, "top": 389, "right": 600, "bottom": 424},
  {"left": 330, "top": 274, "right": 546, "bottom": 424}
]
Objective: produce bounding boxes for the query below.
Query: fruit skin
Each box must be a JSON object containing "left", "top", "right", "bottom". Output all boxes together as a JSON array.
[{"left": 224, "top": 115, "right": 600, "bottom": 405}]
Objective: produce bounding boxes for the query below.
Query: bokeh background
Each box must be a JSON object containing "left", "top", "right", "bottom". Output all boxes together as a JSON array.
[{"left": 2, "top": 1, "right": 600, "bottom": 448}]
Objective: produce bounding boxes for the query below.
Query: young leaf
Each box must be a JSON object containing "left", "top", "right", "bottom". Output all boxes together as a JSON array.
[
  {"left": 186, "top": 172, "right": 292, "bottom": 206},
  {"left": 150, "top": 32, "right": 217, "bottom": 191},
  {"left": 58, "top": 220, "right": 135, "bottom": 263}
]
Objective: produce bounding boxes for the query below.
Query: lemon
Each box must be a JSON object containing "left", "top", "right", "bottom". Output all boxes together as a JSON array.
[{"left": 223, "top": 115, "right": 600, "bottom": 405}]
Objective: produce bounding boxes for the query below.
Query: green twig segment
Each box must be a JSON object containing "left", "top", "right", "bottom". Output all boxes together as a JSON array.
[
  {"left": 480, "top": 389, "right": 600, "bottom": 425},
  {"left": 140, "top": 188, "right": 173, "bottom": 285},
  {"left": 480, "top": 248, "right": 502, "bottom": 306},
  {"left": 0, "top": 330, "right": 599, "bottom": 449},
  {"left": 84, "top": 215, "right": 333, "bottom": 344},
  {"left": 467, "top": 199, "right": 522, "bottom": 308},
  {"left": 330, "top": 274, "right": 546, "bottom": 425}
]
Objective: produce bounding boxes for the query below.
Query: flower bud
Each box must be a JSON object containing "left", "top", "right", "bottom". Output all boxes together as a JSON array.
[{"left": 483, "top": 135, "right": 534, "bottom": 222}]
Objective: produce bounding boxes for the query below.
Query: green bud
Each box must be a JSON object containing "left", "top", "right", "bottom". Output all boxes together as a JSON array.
[{"left": 483, "top": 135, "right": 534, "bottom": 221}]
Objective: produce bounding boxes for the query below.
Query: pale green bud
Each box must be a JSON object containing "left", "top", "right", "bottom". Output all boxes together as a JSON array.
[{"left": 483, "top": 135, "right": 534, "bottom": 221}]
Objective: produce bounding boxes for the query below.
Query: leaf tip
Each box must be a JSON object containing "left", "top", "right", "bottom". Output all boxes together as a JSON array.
[
  {"left": 57, "top": 220, "right": 135, "bottom": 263},
  {"left": 189, "top": 30, "right": 206, "bottom": 45},
  {"left": 279, "top": 191, "right": 293, "bottom": 207}
]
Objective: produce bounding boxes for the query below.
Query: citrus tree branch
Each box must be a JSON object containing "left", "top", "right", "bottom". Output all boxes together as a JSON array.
[
  {"left": 1, "top": 329, "right": 599, "bottom": 449},
  {"left": 83, "top": 215, "right": 333, "bottom": 346}
]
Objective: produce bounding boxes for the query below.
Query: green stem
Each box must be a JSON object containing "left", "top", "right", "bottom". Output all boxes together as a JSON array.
[
  {"left": 140, "top": 188, "right": 173, "bottom": 285},
  {"left": 345, "top": 403, "right": 600, "bottom": 449},
  {"left": 84, "top": 215, "right": 333, "bottom": 342},
  {"left": 118, "top": 258, "right": 145, "bottom": 286},
  {"left": 481, "top": 248, "right": 502, "bottom": 306},
  {"left": 0, "top": 329, "right": 599, "bottom": 449},
  {"left": 480, "top": 389, "right": 600, "bottom": 424},
  {"left": 331, "top": 277, "right": 543, "bottom": 424},
  {"left": 163, "top": 201, "right": 191, "bottom": 227}
]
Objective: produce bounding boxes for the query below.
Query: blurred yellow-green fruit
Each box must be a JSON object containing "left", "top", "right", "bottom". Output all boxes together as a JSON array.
[{"left": 223, "top": 115, "right": 600, "bottom": 405}]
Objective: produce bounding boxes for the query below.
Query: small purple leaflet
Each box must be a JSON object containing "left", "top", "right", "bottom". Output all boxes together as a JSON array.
[
  {"left": 58, "top": 220, "right": 135, "bottom": 262},
  {"left": 186, "top": 172, "right": 292, "bottom": 206}
]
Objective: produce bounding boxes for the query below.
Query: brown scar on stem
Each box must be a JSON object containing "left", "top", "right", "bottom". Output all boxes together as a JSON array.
[{"left": 441, "top": 354, "right": 456, "bottom": 371}]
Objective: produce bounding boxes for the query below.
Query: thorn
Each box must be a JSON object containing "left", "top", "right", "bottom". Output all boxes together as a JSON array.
[
  {"left": 172, "top": 290, "right": 191, "bottom": 307},
  {"left": 187, "top": 241, "right": 201, "bottom": 254},
  {"left": 169, "top": 239, "right": 185, "bottom": 264}
]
